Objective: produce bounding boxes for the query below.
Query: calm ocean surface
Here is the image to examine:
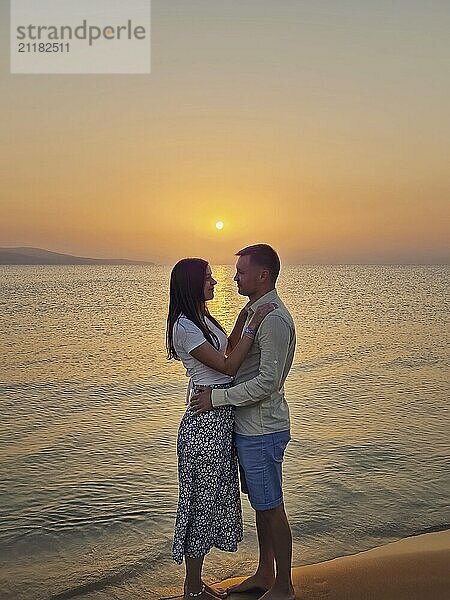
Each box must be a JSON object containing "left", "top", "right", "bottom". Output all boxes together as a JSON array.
[{"left": 1, "top": 265, "right": 449, "bottom": 600}]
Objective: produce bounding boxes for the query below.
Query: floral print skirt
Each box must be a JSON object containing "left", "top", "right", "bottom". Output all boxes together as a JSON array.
[{"left": 172, "top": 395, "right": 243, "bottom": 564}]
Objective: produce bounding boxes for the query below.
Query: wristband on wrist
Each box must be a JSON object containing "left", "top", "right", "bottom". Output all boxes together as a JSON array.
[{"left": 243, "top": 325, "right": 256, "bottom": 339}]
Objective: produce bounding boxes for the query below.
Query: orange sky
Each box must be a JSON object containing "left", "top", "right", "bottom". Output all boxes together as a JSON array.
[{"left": 1, "top": 1, "right": 449, "bottom": 264}]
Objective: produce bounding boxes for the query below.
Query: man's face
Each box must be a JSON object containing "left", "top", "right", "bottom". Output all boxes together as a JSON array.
[{"left": 234, "top": 255, "right": 262, "bottom": 296}]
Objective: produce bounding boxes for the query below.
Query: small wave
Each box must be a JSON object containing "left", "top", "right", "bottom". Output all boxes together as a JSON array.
[
  {"left": 47, "top": 543, "right": 171, "bottom": 600},
  {"left": 383, "top": 356, "right": 442, "bottom": 369},
  {"left": 369, "top": 522, "right": 450, "bottom": 539},
  {"left": 45, "top": 508, "right": 153, "bottom": 531},
  {"left": 294, "top": 354, "right": 347, "bottom": 373},
  {"left": 291, "top": 520, "right": 450, "bottom": 544},
  {"left": 411, "top": 523, "right": 450, "bottom": 536}
]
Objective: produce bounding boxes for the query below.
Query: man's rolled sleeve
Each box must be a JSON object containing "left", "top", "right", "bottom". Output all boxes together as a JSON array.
[{"left": 211, "top": 315, "right": 291, "bottom": 408}]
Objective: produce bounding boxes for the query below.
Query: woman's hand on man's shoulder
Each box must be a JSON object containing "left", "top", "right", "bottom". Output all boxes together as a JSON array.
[{"left": 251, "top": 302, "right": 278, "bottom": 326}]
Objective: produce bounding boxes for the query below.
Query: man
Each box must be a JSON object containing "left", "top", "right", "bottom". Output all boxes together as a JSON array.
[{"left": 190, "top": 244, "right": 296, "bottom": 600}]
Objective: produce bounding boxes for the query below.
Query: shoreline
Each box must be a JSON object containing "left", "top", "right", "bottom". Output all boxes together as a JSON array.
[{"left": 215, "top": 530, "right": 449, "bottom": 600}]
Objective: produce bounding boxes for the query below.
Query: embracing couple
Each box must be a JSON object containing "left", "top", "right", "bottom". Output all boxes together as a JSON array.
[{"left": 166, "top": 244, "right": 296, "bottom": 600}]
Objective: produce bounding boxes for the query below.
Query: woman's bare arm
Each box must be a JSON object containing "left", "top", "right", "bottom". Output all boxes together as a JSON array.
[
  {"left": 190, "top": 303, "right": 276, "bottom": 376},
  {"left": 226, "top": 306, "right": 249, "bottom": 354}
]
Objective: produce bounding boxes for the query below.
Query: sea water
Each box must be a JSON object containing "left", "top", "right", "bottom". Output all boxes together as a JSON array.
[{"left": 1, "top": 265, "right": 448, "bottom": 599}]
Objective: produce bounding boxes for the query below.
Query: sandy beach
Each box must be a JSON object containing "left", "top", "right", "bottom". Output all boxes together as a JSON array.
[{"left": 217, "top": 530, "right": 449, "bottom": 600}]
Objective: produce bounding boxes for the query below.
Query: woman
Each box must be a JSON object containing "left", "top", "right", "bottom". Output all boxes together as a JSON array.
[{"left": 166, "top": 258, "right": 276, "bottom": 599}]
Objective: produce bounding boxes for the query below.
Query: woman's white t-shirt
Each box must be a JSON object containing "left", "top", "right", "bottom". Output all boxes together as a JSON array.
[{"left": 173, "top": 315, "right": 232, "bottom": 388}]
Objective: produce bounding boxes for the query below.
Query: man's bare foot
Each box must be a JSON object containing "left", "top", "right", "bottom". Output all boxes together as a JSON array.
[
  {"left": 258, "top": 583, "right": 295, "bottom": 600},
  {"left": 227, "top": 574, "right": 274, "bottom": 595}
]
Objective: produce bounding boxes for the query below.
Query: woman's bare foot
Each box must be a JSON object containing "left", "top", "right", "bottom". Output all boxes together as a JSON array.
[
  {"left": 184, "top": 583, "right": 228, "bottom": 600},
  {"left": 203, "top": 582, "right": 227, "bottom": 599},
  {"left": 227, "top": 574, "right": 274, "bottom": 595}
]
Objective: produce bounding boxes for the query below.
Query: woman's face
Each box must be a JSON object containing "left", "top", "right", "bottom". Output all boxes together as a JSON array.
[{"left": 203, "top": 264, "right": 217, "bottom": 301}]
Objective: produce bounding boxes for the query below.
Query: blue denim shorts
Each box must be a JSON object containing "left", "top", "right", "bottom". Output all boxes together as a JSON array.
[{"left": 234, "top": 430, "right": 291, "bottom": 511}]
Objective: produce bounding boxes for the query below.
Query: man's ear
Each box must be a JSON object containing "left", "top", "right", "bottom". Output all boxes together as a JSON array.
[{"left": 260, "top": 269, "right": 269, "bottom": 281}]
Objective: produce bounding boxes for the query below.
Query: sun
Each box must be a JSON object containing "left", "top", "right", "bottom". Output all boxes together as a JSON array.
[{"left": 215, "top": 221, "right": 224, "bottom": 230}]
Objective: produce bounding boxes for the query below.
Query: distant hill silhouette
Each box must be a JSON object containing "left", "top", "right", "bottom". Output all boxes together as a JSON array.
[{"left": 0, "top": 247, "right": 154, "bottom": 265}]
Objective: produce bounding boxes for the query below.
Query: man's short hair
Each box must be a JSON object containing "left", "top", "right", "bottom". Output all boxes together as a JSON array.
[{"left": 236, "top": 244, "right": 281, "bottom": 283}]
